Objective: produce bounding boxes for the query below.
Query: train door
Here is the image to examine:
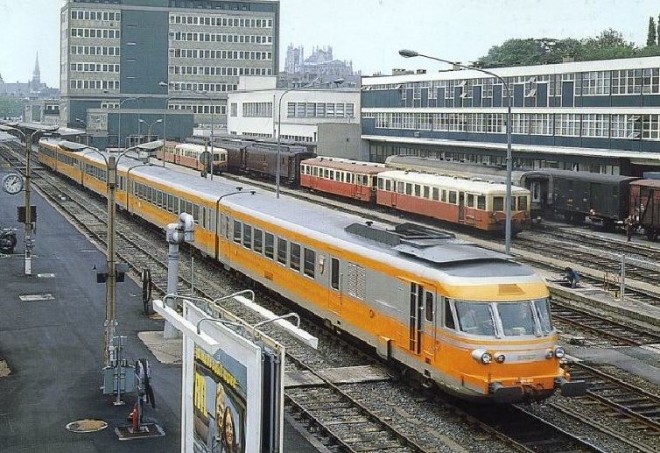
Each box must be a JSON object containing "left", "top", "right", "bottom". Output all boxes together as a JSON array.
[
  {"left": 458, "top": 192, "right": 465, "bottom": 222},
  {"left": 406, "top": 281, "right": 436, "bottom": 359},
  {"left": 328, "top": 256, "right": 342, "bottom": 316}
]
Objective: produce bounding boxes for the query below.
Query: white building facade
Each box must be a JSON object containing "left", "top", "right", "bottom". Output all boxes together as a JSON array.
[{"left": 227, "top": 77, "right": 360, "bottom": 143}]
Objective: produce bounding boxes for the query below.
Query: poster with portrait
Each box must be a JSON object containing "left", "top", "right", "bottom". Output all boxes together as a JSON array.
[{"left": 193, "top": 346, "right": 247, "bottom": 453}]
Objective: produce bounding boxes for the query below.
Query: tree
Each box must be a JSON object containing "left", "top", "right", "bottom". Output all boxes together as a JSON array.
[
  {"left": 648, "top": 17, "right": 657, "bottom": 47},
  {"left": 478, "top": 38, "right": 566, "bottom": 67}
]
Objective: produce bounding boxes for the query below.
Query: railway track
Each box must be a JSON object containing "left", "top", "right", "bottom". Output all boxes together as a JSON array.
[{"left": 2, "top": 141, "right": 657, "bottom": 452}]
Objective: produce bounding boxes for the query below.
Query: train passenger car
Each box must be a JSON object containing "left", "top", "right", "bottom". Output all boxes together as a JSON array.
[
  {"left": 376, "top": 170, "right": 531, "bottom": 233},
  {"left": 300, "top": 157, "right": 387, "bottom": 203},
  {"left": 45, "top": 143, "right": 584, "bottom": 403},
  {"left": 630, "top": 179, "right": 660, "bottom": 241},
  {"left": 156, "top": 141, "right": 227, "bottom": 174},
  {"left": 218, "top": 140, "right": 316, "bottom": 185},
  {"left": 37, "top": 139, "right": 88, "bottom": 184},
  {"left": 244, "top": 143, "right": 315, "bottom": 185}
]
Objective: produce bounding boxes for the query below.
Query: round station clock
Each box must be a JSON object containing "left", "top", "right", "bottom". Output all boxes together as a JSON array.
[{"left": 2, "top": 173, "right": 24, "bottom": 195}]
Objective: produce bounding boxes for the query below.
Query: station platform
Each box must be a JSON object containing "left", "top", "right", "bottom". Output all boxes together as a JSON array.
[{"left": 0, "top": 174, "right": 325, "bottom": 452}]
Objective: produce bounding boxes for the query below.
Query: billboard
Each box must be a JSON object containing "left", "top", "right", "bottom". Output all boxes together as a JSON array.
[
  {"left": 151, "top": 298, "right": 287, "bottom": 453},
  {"left": 193, "top": 346, "right": 247, "bottom": 453}
]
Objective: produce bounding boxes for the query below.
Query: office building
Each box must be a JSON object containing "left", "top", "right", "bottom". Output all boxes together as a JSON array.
[
  {"left": 60, "top": 0, "right": 280, "bottom": 148},
  {"left": 361, "top": 56, "right": 660, "bottom": 176}
]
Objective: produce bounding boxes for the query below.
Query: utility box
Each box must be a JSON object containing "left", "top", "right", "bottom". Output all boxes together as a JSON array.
[{"left": 102, "top": 364, "right": 136, "bottom": 395}]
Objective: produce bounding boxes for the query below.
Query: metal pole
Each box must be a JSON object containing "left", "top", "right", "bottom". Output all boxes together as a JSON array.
[
  {"left": 276, "top": 89, "right": 292, "bottom": 199},
  {"left": 210, "top": 102, "right": 214, "bottom": 181},
  {"left": 620, "top": 254, "right": 626, "bottom": 302},
  {"left": 504, "top": 87, "right": 512, "bottom": 255},
  {"left": 24, "top": 132, "right": 33, "bottom": 276},
  {"left": 398, "top": 49, "right": 513, "bottom": 254},
  {"left": 105, "top": 155, "right": 117, "bottom": 366}
]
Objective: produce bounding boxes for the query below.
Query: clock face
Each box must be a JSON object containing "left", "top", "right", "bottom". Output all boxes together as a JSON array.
[{"left": 2, "top": 173, "right": 24, "bottom": 195}]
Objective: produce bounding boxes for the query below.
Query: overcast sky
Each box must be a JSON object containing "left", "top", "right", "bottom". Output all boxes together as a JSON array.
[{"left": 1, "top": 0, "right": 659, "bottom": 87}]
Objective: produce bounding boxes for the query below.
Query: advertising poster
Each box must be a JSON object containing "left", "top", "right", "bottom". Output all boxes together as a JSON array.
[{"left": 193, "top": 346, "right": 247, "bottom": 453}]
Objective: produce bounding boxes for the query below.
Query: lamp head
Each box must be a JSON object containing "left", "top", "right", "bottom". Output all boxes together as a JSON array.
[{"left": 399, "top": 49, "right": 419, "bottom": 58}]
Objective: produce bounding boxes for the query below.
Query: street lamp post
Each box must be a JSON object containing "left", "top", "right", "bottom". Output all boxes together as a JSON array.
[
  {"left": 117, "top": 97, "right": 141, "bottom": 151},
  {"left": 84, "top": 146, "right": 139, "bottom": 366},
  {"left": 0, "top": 125, "right": 55, "bottom": 275},
  {"left": 399, "top": 49, "right": 513, "bottom": 254},
  {"left": 138, "top": 118, "right": 163, "bottom": 141},
  {"left": 275, "top": 78, "right": 345, "bottom": 198}
]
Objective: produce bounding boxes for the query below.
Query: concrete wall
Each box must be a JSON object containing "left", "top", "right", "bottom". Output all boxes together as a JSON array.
[{"left": 317, "top": 123, "right": 365, "bottom": 160}]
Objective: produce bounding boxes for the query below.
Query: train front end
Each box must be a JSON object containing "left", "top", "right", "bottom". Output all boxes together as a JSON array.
[{"left": 439, "top": 272, "right": 587, "bottom": 403}]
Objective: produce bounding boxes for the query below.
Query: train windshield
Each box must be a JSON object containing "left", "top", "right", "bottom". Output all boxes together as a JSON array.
[
  {"left": 497, "top": 302, "right": 536, "bottom": 336},
  {"left": 455, "top": 302, "right": 496, "bottom": 336},
  {"left": 454, "top": 298, "right": 553, "bottom": 337}
]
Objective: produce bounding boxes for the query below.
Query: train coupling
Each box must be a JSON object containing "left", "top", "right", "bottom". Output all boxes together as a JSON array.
[
  {"left": 555, "top": 377, "right": 588, "bottom": 397},
  {"left": 490, "top": 383, "right": 525, "bottom": 403}
]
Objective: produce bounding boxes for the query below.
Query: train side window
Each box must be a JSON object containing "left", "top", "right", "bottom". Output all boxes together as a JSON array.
[
  {"left": 518, "top": 196, "right": 528, "bottom": 211},
  {"left": 386, "top": 179, "right": 392, "bottom": 191},
  {"left": 397, "top": 182, "right": 405, "bottom": 193},
  {"left": 304, "top": 249, "right": 315, "bottom": 278},
  {"left": 329, "top": 170, "right": 334, "bottom": 180},
  {"left": 444, "top": 298, "right": 456, "bottom": 329},
  {"left": 378, "top": 178, "right": 384, "bottom": 190},
  {"left": 493, "top": 196, "right": 504, "bottom": 211},
  {"left": 425, "top": 291, "right": 434, "bottom": 322},
  {"left": 477, "top": 195, "right": 486, "bottom": 210},
  {"left": 242, "top": 224, "right": 252, "bottom": 248},
  {"left": 406, "top": 183, "right": 412, "bottom": 195},
  {"left": 254, "top": 228, "right": 263, "bottom": 253},
  {"left": 290, "top": 242, "right": 301, "bottom": 271},
  {"left": 233, "top": 220, "right": 241, "bottom": 243},
  {"left": 449, "top": 191, "right": 457, "bottom": 204},
  {"left": 441, "top": 189, "right": 447, "bottom": 202},
  {"left": 277, "top": 238, "right": 288, "bottom": 265},
  {"left": 414, "top": 184, "right": 421, "bottom": 197},
  {"left": 423, "top": 186, "right": 430, "bottom": 199},
  {"left": 264, "top": 232, "right": 274, "bottom": 259},
  {"left": 432, "top": 187, "right": 439, "bottom": 200},
  {"left": 331, "top": 258, "right": 339, "bottom": 290}
]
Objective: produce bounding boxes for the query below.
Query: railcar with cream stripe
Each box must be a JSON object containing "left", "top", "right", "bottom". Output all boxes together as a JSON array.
[
  {"left": 300, "top": 157, "right": 387, "bottom": 203},
  {"left": 155, "top": 141, "right": 227, "bottom": 175},
  {"left": 38, "top": 139, "right": 585, "bottom": 403},
  {"left": 377, "top": 170, "right": 531, "bottom": 233}
]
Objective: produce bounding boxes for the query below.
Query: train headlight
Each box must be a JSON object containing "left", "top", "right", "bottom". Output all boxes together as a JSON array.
[
  {"left": 545, "top": 350, "right": 554, "bottom": 359},
  {"left": 554, "top": 346, "right": 566, "bottom": 359},
  {"left": 472, "top": 349, "right": 493, "bottom": 364},
  {"left": 495, "top": 353, "right": 506, "bottom": 363}
]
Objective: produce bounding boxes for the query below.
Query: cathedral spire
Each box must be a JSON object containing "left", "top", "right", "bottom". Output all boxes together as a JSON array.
[{"left": 31, "top": 53, "right": 41, "bottom": 90}]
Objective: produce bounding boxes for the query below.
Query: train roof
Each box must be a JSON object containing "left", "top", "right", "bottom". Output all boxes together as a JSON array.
[
  {"left": 175, "top": 143, "right": 210, "bottom": 151},
  {"left": 630, "top": 179, "right": 660, "bottom": 188},
  {"left": 379, "top": 170, "right": 531, "bottom": 195},
  {"left": 303, "top": 157, "right": 387, "bottom": 174},
  {"left": 522, "top": 169, "right": 640, "bottom": 184},
  {"left": 96, "top": 151, "right": 539, "bottom": 282}
]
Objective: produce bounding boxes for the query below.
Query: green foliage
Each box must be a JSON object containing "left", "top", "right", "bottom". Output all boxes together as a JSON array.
[
  {"left": 647, "top": 17, "right": 657, "bottom": 47},
  {"left": 477, "top": 28, "right": 647, "bottom": 68},
  {"left": 0, "top": 97, "right": 25, "bottom": 120}
]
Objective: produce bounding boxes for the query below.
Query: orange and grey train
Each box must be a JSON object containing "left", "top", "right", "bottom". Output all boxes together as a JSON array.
[{"left": 38, "top": 138, "right": 586, "bottom": 403}]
